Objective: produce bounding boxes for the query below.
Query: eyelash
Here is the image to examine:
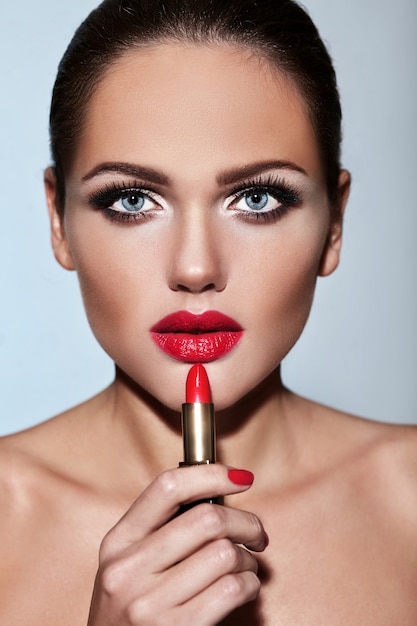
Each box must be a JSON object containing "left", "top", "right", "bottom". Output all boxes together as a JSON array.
[
  {"left": 227, "top": 175, "right": 301, "bottom": 223},
  {"left": 87, "top": 175, "right": 302, "bottom": 224},
  {"left": 88, "top": 181, "right": 160, "bottom": 223}
]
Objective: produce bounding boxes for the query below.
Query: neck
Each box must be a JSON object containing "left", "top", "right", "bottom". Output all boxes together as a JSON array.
[
  {"left": 96, "top": 366, "right": 300, "bottom": 490},
  {"left": 216, "top": 370, "right": 298, "bottom": 476},
  {"left": 105, "top": 367, "right": 183, "bottom": 481}
]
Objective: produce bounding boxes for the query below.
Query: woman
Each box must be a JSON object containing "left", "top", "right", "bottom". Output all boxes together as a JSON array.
[{"left": 1, "top": 0, "right": 416, "bottom": 624}]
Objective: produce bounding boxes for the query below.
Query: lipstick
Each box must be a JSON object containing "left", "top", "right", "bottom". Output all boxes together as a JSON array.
[
  {"left": 180, "top": 363, "right": 216, "bottom": 466},
  {"left": 150, "top": 310, "right": 243, "bottom": 363}
]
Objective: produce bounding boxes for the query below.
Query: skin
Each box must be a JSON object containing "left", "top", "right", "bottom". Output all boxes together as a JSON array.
[{"left": 1, "top": 43, "right": 417, "bottom": 625}]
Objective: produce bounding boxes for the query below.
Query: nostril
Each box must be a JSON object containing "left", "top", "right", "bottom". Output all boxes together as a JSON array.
[
  {"left": 202, "top": 283, "right": 216, "bottom": 292},
  {"left": 174, "top": 281, "right": 220, "bottom": 294}
]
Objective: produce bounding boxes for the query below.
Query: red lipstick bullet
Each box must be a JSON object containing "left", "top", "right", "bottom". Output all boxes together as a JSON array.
[
  {"left": 181, "top": 364, "right": 216, "bottom": 466},
  {"left": 186, "top": 362, "right": 211, "bottom": 404}
]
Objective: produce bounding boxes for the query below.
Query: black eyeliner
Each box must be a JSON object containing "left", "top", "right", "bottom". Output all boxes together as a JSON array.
[
  {"left": 87, "top": 180, "right": 161, "bottom": 223},
  {"left": 88, "top": 180, "right": 157, "bottom": 210},
  {"left": 228, "top": 174, "right": 302, "bottom": 222}
]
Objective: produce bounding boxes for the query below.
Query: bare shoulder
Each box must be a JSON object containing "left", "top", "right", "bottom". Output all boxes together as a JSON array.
[
  {"left": 0, "top": 388, "right": 113, "bottom": 538},
  {"left": 302, "top": 394, "right": 417, "bottom": 462},
  {"left": 356, "top": 417, "right": 417, "bottom": 521},
  {"left": 304, "top": 397, "right": 417, "bottom": 525},
  {"left": 0, "top": 390, "right": 121, "bottom": 591},
  {"left": 328, "top": 403, "right": 417, "bottom": 478},
  {"left": 0, "top": 402, "right": 90, "bottom": 530},
  {"left": 0, "top": 385, "right": 112, "bottom": 482},
  {"left": 0, "top": 415, "right": 75, "bottom": 587},
  {"left": 0, "top": 393, "right": 120, "bottom": 624},
  {"left": 0, "top": 404, "right": 85, "bottom": 493}
]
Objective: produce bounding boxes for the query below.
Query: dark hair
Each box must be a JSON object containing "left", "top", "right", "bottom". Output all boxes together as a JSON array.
[{"left": 50, "top": 0, "right": 342, "bottom": 214}]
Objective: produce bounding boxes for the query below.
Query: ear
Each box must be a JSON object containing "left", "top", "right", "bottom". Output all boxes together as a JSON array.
[
  {"left": 318, "top": 169, "right": 351, "bottom": 277},
  {"left": 44, "top": 167, "right": 75, "bottom": 271}
]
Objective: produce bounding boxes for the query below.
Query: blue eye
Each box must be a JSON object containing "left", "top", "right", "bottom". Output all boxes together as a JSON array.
[
  {"left": 234, "top": 188, "right": 279, "bottom": 213},
  {"left": 121, "top": 192, "right": 146, "bottom": 212},
  {"left": 108, "top": 189, "right": 159, "bottom": 214},
  {"left": 88, "top": 183, "right": 163, "bottom": 222},
  {"left": 243, "top": 190, "right": 270, "bottom": 211},
  {"left": 227, "top": 178, "right": 302, "bottom": 222}
]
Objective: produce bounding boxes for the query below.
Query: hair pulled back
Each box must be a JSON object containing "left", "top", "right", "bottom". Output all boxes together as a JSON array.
[{"left": 50, "top": 0, "right": 343, "bottom": 213}]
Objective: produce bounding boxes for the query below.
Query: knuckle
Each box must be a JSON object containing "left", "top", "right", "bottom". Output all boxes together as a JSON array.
[
  {"left": 156, "top": 469, "right": 181, "bottom": 501},
  {"left": 221, "top": 573, "right": 246, "bottom": 601},
  {"left": 99, "top": 560, "right": 125, "bottom": 597},
  {"left": 99, "top": 529, "right": 117, "bottom": 561},
  {"left": 127, "top": 594, "right": 169, "bottom": 626},
  {"left": 126, "top": 596, "right": 154, "bottom": 625},
  {"left": 215, "top": 538, "right": 240, "bottom": 570},
  {"left": 221, "top": 571, "right": 261, "bottom": 603},
  {"left": 195, "top": 503, "right": 225, "bottom": 538}
]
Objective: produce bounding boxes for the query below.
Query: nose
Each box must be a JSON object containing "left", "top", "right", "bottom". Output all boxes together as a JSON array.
[{"left": 167, "top": 209, "right": 227, "bottom": 294}]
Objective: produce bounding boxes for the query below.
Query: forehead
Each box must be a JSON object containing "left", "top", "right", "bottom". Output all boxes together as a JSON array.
[{"left": 71, "top": 43, "right": 322, "bottom": 183}]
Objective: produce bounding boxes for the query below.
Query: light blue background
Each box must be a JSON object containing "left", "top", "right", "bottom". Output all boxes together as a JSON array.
[{"left": 0, "top": 0, "right": 416, "bottom": 435}]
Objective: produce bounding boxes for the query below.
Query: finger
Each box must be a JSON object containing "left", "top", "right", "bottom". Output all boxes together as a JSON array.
[
  {"left": 130, "top": 502, "right": 267, "bottom": 575},
  {"left": 125, "top": 569, "right": 261, "bottom": 626},
  {"left": 175, "top": 571, "right": 261, "bottom": 626},
  {"left": 159, "top": 539, "right": 259, "bottom": 606},
  {"left": 93, "top": 519, "right": 261, "bottom": 618},
  {"left": 104, "top": 464, "right": 255, "bottom": 554},
  {"left": 104, "top": 502, "right": 267, "bottom": 598}
]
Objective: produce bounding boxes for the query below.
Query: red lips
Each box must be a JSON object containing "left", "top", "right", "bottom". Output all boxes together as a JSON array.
[{"left": 150, "top": 310, "right": 243, "bottom": 363}]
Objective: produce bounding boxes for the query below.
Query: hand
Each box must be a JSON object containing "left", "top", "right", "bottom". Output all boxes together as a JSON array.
[{"left": 87, "top": 464, "right": 268, "bottom": 625}]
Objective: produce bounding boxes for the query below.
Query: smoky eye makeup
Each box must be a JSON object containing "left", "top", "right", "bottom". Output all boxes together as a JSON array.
[
  {"left": 226, "top": 174, "right": 303, "bottom": 223},
  {"left": 87, "top": 179, "right": 163, "bottom": 223},
  {"left": 86, "top": 172, "right": 303, "bottom": 225}
]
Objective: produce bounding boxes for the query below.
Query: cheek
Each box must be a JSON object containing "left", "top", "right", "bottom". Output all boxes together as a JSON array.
[
  {"left": 238, "top": 217, "right": 328, "bottom": 354},
  {"left": 205, "top": 223, "right": 327, "bottom": 410},
  {"left": 263, "top": 253, "right": 317, "bottom": 347},
  {"left": 64, "top": 218, "right": 152, "bottom": 353},
  {"left": 77, "top": 257, "right": 132, "bottom": 353}
]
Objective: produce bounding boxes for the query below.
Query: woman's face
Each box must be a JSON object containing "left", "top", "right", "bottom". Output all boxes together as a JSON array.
[{"left": 47, "top": 44, "right": 347, "bottom": 412}]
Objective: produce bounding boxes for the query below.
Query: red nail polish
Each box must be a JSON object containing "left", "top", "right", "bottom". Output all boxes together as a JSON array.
[{"left": 228, "top": 468, "right": 254, "bottom": 485}]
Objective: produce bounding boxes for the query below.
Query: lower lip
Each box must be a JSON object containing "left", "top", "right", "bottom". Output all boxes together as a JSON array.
[{"left": 151, "top": 331, "right": 243, "bottom": 362}]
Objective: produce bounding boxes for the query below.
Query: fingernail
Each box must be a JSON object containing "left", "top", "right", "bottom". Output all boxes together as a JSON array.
[{"left": 228, "top": 468, "right": 254, "bottom": 486}]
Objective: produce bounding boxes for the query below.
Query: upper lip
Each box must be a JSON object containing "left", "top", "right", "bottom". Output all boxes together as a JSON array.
[{"left": 151, "top": 310, "right": 243, "bottom": 334}]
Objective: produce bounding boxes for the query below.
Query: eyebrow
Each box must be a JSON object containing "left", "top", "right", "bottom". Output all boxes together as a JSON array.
[
  {"left": 81, "top": 159, "right": 307, "bottom": 187},
  {"left": 217, "top": 160, "right": 307, "bottom": 186},
  {"left": 82, "top": 162, "right": 170, "bottom": 186}
]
